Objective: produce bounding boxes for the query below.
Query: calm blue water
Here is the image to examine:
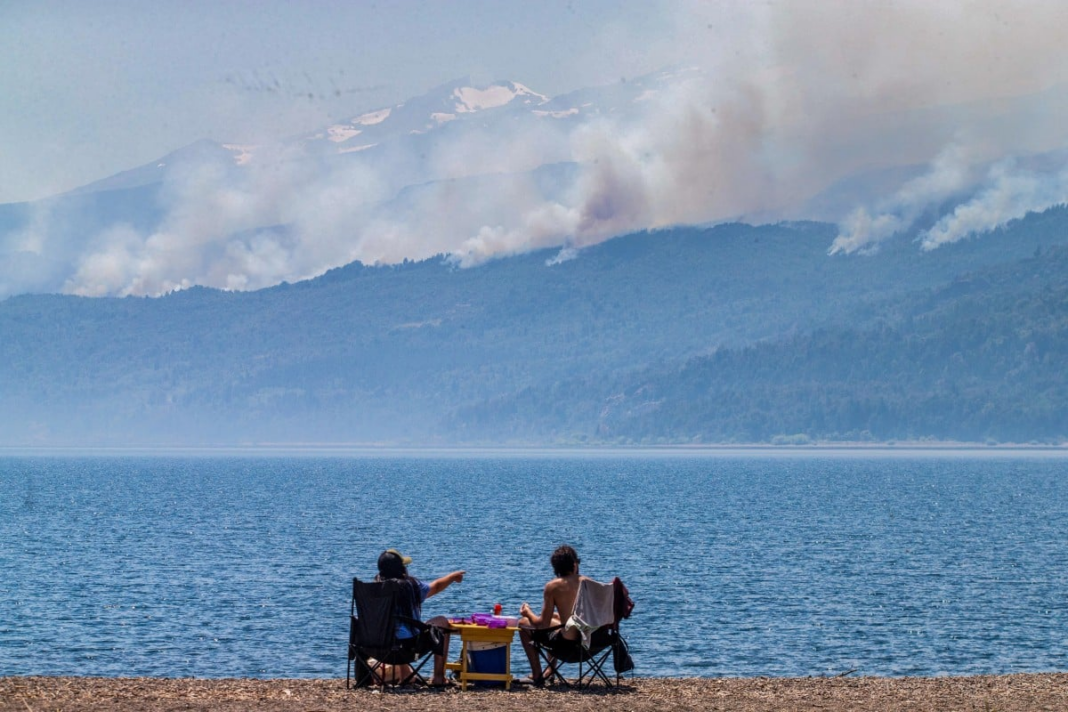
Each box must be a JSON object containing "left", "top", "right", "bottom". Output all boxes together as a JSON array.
[{"left": 2, "top": 452, "right": 1067, "bottom": 679}]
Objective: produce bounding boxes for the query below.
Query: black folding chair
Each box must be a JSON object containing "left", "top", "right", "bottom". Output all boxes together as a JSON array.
[
  {"left": 346, "top": 577, "right": 440, "bottom": 689},
  {"left": 527, "top": 577, "right": 634, "bottom": 689},
  {"left": 529, "top": 623, "right": 622, "bottom": 688}
]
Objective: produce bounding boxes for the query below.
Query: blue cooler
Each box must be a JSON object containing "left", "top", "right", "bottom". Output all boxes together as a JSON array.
[{"left": 466, "top": 641, "right": 507, "bottom": 687}]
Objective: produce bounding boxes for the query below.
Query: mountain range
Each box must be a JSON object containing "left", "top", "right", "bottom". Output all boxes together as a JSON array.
[
  {"left": 1, "top": 70, "right": 1067, "bottom": 447},
  {"left": 2, "top": 204, "right": 1066, "bottom": 447}
]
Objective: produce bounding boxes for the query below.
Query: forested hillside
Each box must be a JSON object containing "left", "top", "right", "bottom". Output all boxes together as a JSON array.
[
  {"left": 457, "top": 243, "right": 1068, "bottom": 444},
  {"left": 1, "top": 206, "right": 1066, "bottom": 446}
]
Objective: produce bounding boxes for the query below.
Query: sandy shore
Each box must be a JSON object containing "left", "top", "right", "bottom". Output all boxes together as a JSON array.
[{"left": 3, "top": 674, "right": 1067, "bottom": 711}]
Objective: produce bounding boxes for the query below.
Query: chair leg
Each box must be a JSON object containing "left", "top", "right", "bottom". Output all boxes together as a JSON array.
[
  {"left": 361, "top": 658, "right": 382, "bottom": 688},
  {"left": 576, "top": 648, "right": 614, "bottom": 689},
  {"left": 353, "top": 655, "right": 396, "bottom": 689},
  {"left": 535, "top": 646, "right": 569, "bottom": 687},
  {"left": 398, "top": 652, "right": 433, "bottom": 687},
  {"left": 354, "top": 657, "right": 373, "bottom": 688}
]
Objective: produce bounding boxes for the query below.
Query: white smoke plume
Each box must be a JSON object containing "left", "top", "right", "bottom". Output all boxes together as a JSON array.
[
  {"left": 455, "top": 78, "right": 777, "bottom": 266},
  {"left": 829, "top": 140, "right": 977, "bottom": 255},
  {"left": 61, "top": 144, "right": 389, "bottom": 296},
  {"left": 5, "top": 0, "right": 1068, "bottom": 297},
  {"left": 921, "top": 161, "right": 1068, "bottom": 250}
]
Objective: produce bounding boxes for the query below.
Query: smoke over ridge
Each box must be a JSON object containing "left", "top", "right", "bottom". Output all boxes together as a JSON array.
[
  {"left": 830, "top": 140, "right": 978, "bottom": 255},
  {"left": 4, "top": 1, "right": 1068, "bottom": 297},
  {"left": 921, "top": 161, "right": 1068, "bottom": 251}
]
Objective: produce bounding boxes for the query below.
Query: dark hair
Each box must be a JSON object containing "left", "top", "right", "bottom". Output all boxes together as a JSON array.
[
  {"left": 551, "top": 544, "right": 580, "bottom": 577},
  {"left": 377, "top": 550, "right": 408, "bottom": 580},
  {"left": 374, "top": 553, "right": 421, "bottom": 619}
]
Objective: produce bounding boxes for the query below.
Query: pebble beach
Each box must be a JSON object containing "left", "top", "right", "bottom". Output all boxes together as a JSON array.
[{"left": 3, "top": 674, "right": 1068, "bottom": 712}]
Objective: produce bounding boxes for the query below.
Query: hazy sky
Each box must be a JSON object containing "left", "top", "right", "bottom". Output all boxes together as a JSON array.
[
  {"left": 6, "top": 0, "right": 1067, "bottom": 207},
  {"left": 1, "top": 0, "right": 696, "bottom": 204}
]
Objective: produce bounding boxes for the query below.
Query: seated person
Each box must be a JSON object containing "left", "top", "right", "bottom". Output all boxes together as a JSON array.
[
  {"left": 518, "top": 544, "right": 588, "bottom": 684},
  {"left": 373, "top": 548, "right": 464, "bottom": 686}
]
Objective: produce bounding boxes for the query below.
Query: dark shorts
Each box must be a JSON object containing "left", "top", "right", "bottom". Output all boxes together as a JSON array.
[
  {"left": 549, "top": 630, "right": 585, "bottom": 656},
  {"left": 529, "top": 627, "right": 584, "bottom": 659}
]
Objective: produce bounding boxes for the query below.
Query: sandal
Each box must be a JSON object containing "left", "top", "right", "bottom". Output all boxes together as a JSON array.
[{"left": 429, "top": 679, "right": 458, "bottom": 689}]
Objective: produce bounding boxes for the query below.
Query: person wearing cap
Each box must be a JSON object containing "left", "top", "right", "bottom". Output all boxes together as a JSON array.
[
  {"left": 375, "top": 548, "right": 465, "bottom": 687},
  {"left": 517, "top": 544, "right": 588, "bottom": 686}
]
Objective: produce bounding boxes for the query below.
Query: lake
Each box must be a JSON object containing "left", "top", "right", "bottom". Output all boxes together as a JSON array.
[{"left": 2, "top": 450, "right": 1067, "bottom": 678}]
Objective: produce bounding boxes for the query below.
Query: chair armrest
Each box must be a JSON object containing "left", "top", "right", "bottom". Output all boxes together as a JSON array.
[
  {"left": 394, "top": 614, "right": 429, "bottom": 631},
  {"left": 527, "top": 623, "right": 565, "bottom": 643}
]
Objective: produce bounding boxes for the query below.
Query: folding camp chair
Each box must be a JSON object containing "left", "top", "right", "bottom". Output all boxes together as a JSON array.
[
  {"left": 528, "top": 577, "right": 634, "bottom": 688},
  {"left": 346, "top": 577, "right": 441, "bottom": 689}
]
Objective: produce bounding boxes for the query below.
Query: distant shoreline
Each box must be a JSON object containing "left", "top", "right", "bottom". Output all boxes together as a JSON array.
[
  {"left": 3, "top": 674, "right": 1067, "bottom": 711},
  {"left": 2, "top": 442, "right": 1067, "bottom": 458}
]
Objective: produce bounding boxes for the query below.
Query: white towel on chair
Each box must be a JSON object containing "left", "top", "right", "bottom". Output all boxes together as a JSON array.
[{"left": 565, "top": 579, "right": 615, "bottom": 649}]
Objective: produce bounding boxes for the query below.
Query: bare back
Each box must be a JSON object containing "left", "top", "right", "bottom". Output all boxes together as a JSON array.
[{"left": 542, "top": 573, "right": 589, "bottom": 638}]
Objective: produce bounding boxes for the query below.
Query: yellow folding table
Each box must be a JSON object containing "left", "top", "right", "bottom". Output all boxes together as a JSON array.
[{"left": 444, "top": 622, "right": 520, "bottom": 690}]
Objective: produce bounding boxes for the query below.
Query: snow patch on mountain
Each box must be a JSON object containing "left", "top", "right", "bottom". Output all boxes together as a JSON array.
[
  {"left": 452, "top": 82, "right": 548, "bottom": 114},
  {"left": 355, "top": 108, "right": 391, "bottom": 126},
  {"left": 327, "top": 126, "right": 362, "bottom": 143},
  {"left": 338, "top": 143, "right": 377, "bottom": 154},
  {"left": 453, "top": 86, "right": 514, "bottom": 113},
  {"left": 512, "top": 82, "right": 549, "bottom": 103}
]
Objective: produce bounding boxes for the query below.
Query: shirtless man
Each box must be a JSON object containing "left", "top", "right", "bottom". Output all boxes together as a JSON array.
[{"left": 518, "top": 544, "right": 587, "bottom": 684}]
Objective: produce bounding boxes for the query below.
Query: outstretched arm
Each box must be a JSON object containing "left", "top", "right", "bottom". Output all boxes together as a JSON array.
[{"left": 427, "top": 570, "right": 465, "bottom": 597}]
